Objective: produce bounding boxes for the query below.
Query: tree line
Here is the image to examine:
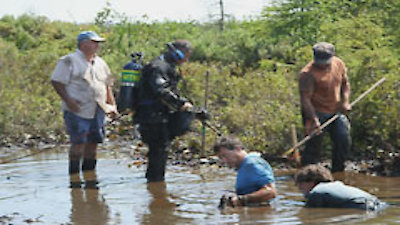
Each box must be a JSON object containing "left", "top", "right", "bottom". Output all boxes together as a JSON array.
[{"left": 0, "top": 0, "right": 398, "bottom": 158}]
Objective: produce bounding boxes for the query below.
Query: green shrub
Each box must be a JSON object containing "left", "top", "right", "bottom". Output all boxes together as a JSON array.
[{"left": 0, "top": 5, "right": 398, "bottom": 158}]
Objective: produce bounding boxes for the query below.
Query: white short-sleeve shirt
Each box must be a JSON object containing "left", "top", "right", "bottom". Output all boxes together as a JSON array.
[{"left": 51, "top": 49, "right": 111, "bottom": 119}]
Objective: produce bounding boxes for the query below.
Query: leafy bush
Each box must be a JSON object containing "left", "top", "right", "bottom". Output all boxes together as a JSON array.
[{"left": 0, "top": 1, "right": 398, "bottom": 158}]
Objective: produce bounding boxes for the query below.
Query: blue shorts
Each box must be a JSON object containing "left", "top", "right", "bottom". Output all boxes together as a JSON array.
[{"left": 63, "top": 109, "right": 106, "bottom": 144}]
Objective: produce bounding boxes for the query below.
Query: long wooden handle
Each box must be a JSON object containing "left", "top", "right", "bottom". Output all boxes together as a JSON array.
[{"left": 283, "top": 77, "right": 386, "bottom": 157}]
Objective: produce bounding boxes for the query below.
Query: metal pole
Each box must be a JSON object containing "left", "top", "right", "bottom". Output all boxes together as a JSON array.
[
  {"left": 204, "top": 121, "right": 222, "bottom": 137},
  {"left": 291, "top": 124, "right": 298, "bottom": 147},
  {"left": 201, "top": 71, "right": 210, "bottom": 157}
]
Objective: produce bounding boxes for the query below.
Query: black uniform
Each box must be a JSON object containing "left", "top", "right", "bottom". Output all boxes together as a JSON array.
[{"left": 135, "top": 53, "right": 193, "bottom": 182}]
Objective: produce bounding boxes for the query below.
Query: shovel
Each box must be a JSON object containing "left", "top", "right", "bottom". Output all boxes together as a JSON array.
[{"left": 282, "top": 77, "right": 386, "bottom": 161}]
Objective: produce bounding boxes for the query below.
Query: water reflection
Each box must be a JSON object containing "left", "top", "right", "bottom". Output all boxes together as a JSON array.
[
  {"left": 141, "top": 181, "right": 182, "bottom": 225},
  {"left": 69, "top": 170, "right": 110, "bottom": 225},
  {"left": 295, "top": 207, "right": 369, "bottom": 224},
  {"left": 1, "top": 150, "right": 400, "bottom": 225},
  {"left": 224, "top": 204, "right": 277, "bottom": 224}
]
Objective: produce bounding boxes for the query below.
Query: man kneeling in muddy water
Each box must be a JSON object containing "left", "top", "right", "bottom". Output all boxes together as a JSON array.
[
  {"left": 214, "top": 136, "right": 277, "bottom": 208},
  {"left": 295, "top": 164, "right": 385, "bottom": 210}
]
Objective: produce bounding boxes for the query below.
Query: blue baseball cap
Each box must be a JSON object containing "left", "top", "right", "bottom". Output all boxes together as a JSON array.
[{"left": 77, "top": 31, "right": 105, "bottom": 43}]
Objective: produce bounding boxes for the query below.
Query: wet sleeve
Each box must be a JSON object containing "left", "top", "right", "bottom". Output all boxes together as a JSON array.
[
  {"left": 256, "top": 164, "right": 275, "bottom": 187},
  {"left": 147, "top": 68, "right": 186, "bottom": 110},
  {"left": 306, "top": 193, "right": 325, "bottom": 207},
  {"left": 51, "top": 56, "right": 71, "bottom": 84},
  {"left": 247, "top": 160, "right": 275, "bottom": 188}
]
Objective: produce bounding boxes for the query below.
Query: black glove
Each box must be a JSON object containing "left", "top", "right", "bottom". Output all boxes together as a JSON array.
[
  {"left": 218, "top": 194, "right": 228, "bottom": 209},
  {"left": 194, "top": 109, "right": 210, "bottom": 121}
]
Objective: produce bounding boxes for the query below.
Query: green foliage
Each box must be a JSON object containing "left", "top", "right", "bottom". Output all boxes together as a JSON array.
[{"left": 0, "top": 0, "right": 398, "bottom": 157}]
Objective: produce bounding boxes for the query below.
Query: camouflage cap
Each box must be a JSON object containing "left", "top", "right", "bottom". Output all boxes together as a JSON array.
[{"left": 313, "top": 42, "right": 335, "bottom": 65}]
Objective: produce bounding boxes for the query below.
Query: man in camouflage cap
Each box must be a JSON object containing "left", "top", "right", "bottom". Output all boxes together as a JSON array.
[{"left": 298, "top": 42, "right": 352, "bottom": 172}]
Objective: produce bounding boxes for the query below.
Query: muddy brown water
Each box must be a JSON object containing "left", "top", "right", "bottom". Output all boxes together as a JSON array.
[{"left": 1, "top": 146, "right": 400, "bottom": 225}]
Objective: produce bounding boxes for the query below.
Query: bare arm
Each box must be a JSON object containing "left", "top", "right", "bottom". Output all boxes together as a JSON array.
[
  {"left": 299, "top": 74, "right": 320, "bottom": 134},
  {"left": 241, "top": 183, "right": 277, "bottom": 204},
  {"left": 106, "top": 85, "right": 116, "bottom": 106},
  {"left": 299, "top": 74, "right": 316, "bottom": 120},
  {"left": 51, "top": 80, "right": 80, "bottom": 113},
  {"left": 227, "top": 183, "right": 277, "bottom": 207},
  {"left": 339, "top": 72, "right": 351, "bottom": 112},
  {"left": 106, "top": 85, "right": 119, "bottom": 116}
]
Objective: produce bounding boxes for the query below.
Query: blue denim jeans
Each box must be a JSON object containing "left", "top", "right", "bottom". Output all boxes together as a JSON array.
[
  {"left": 63, "top": 108, "right": 106, "bottom": 144},
  {"left": 301, "top": 112, "right": 351, "bottom": 172}
]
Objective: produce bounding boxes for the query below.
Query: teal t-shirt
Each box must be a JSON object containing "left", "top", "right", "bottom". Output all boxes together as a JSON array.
[{"left": 235, "top": 154, "right": 275, "bottom": 195}]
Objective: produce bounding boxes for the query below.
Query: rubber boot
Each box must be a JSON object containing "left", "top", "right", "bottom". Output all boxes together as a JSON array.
[
  {"left": 82, "top": 158, "right": 97, "bottom": 171},
  {"left": 83, "top": 170, "right": 99, "bottom": 189},
  {"left": 69, "top": 173, "right": 82, "bottom": 188},
  {"left": 69, "top": 160, "right": 81, "bottom": 175},
  {"left": 146, "top": 144, "right": 167, "bottom": 183}
]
